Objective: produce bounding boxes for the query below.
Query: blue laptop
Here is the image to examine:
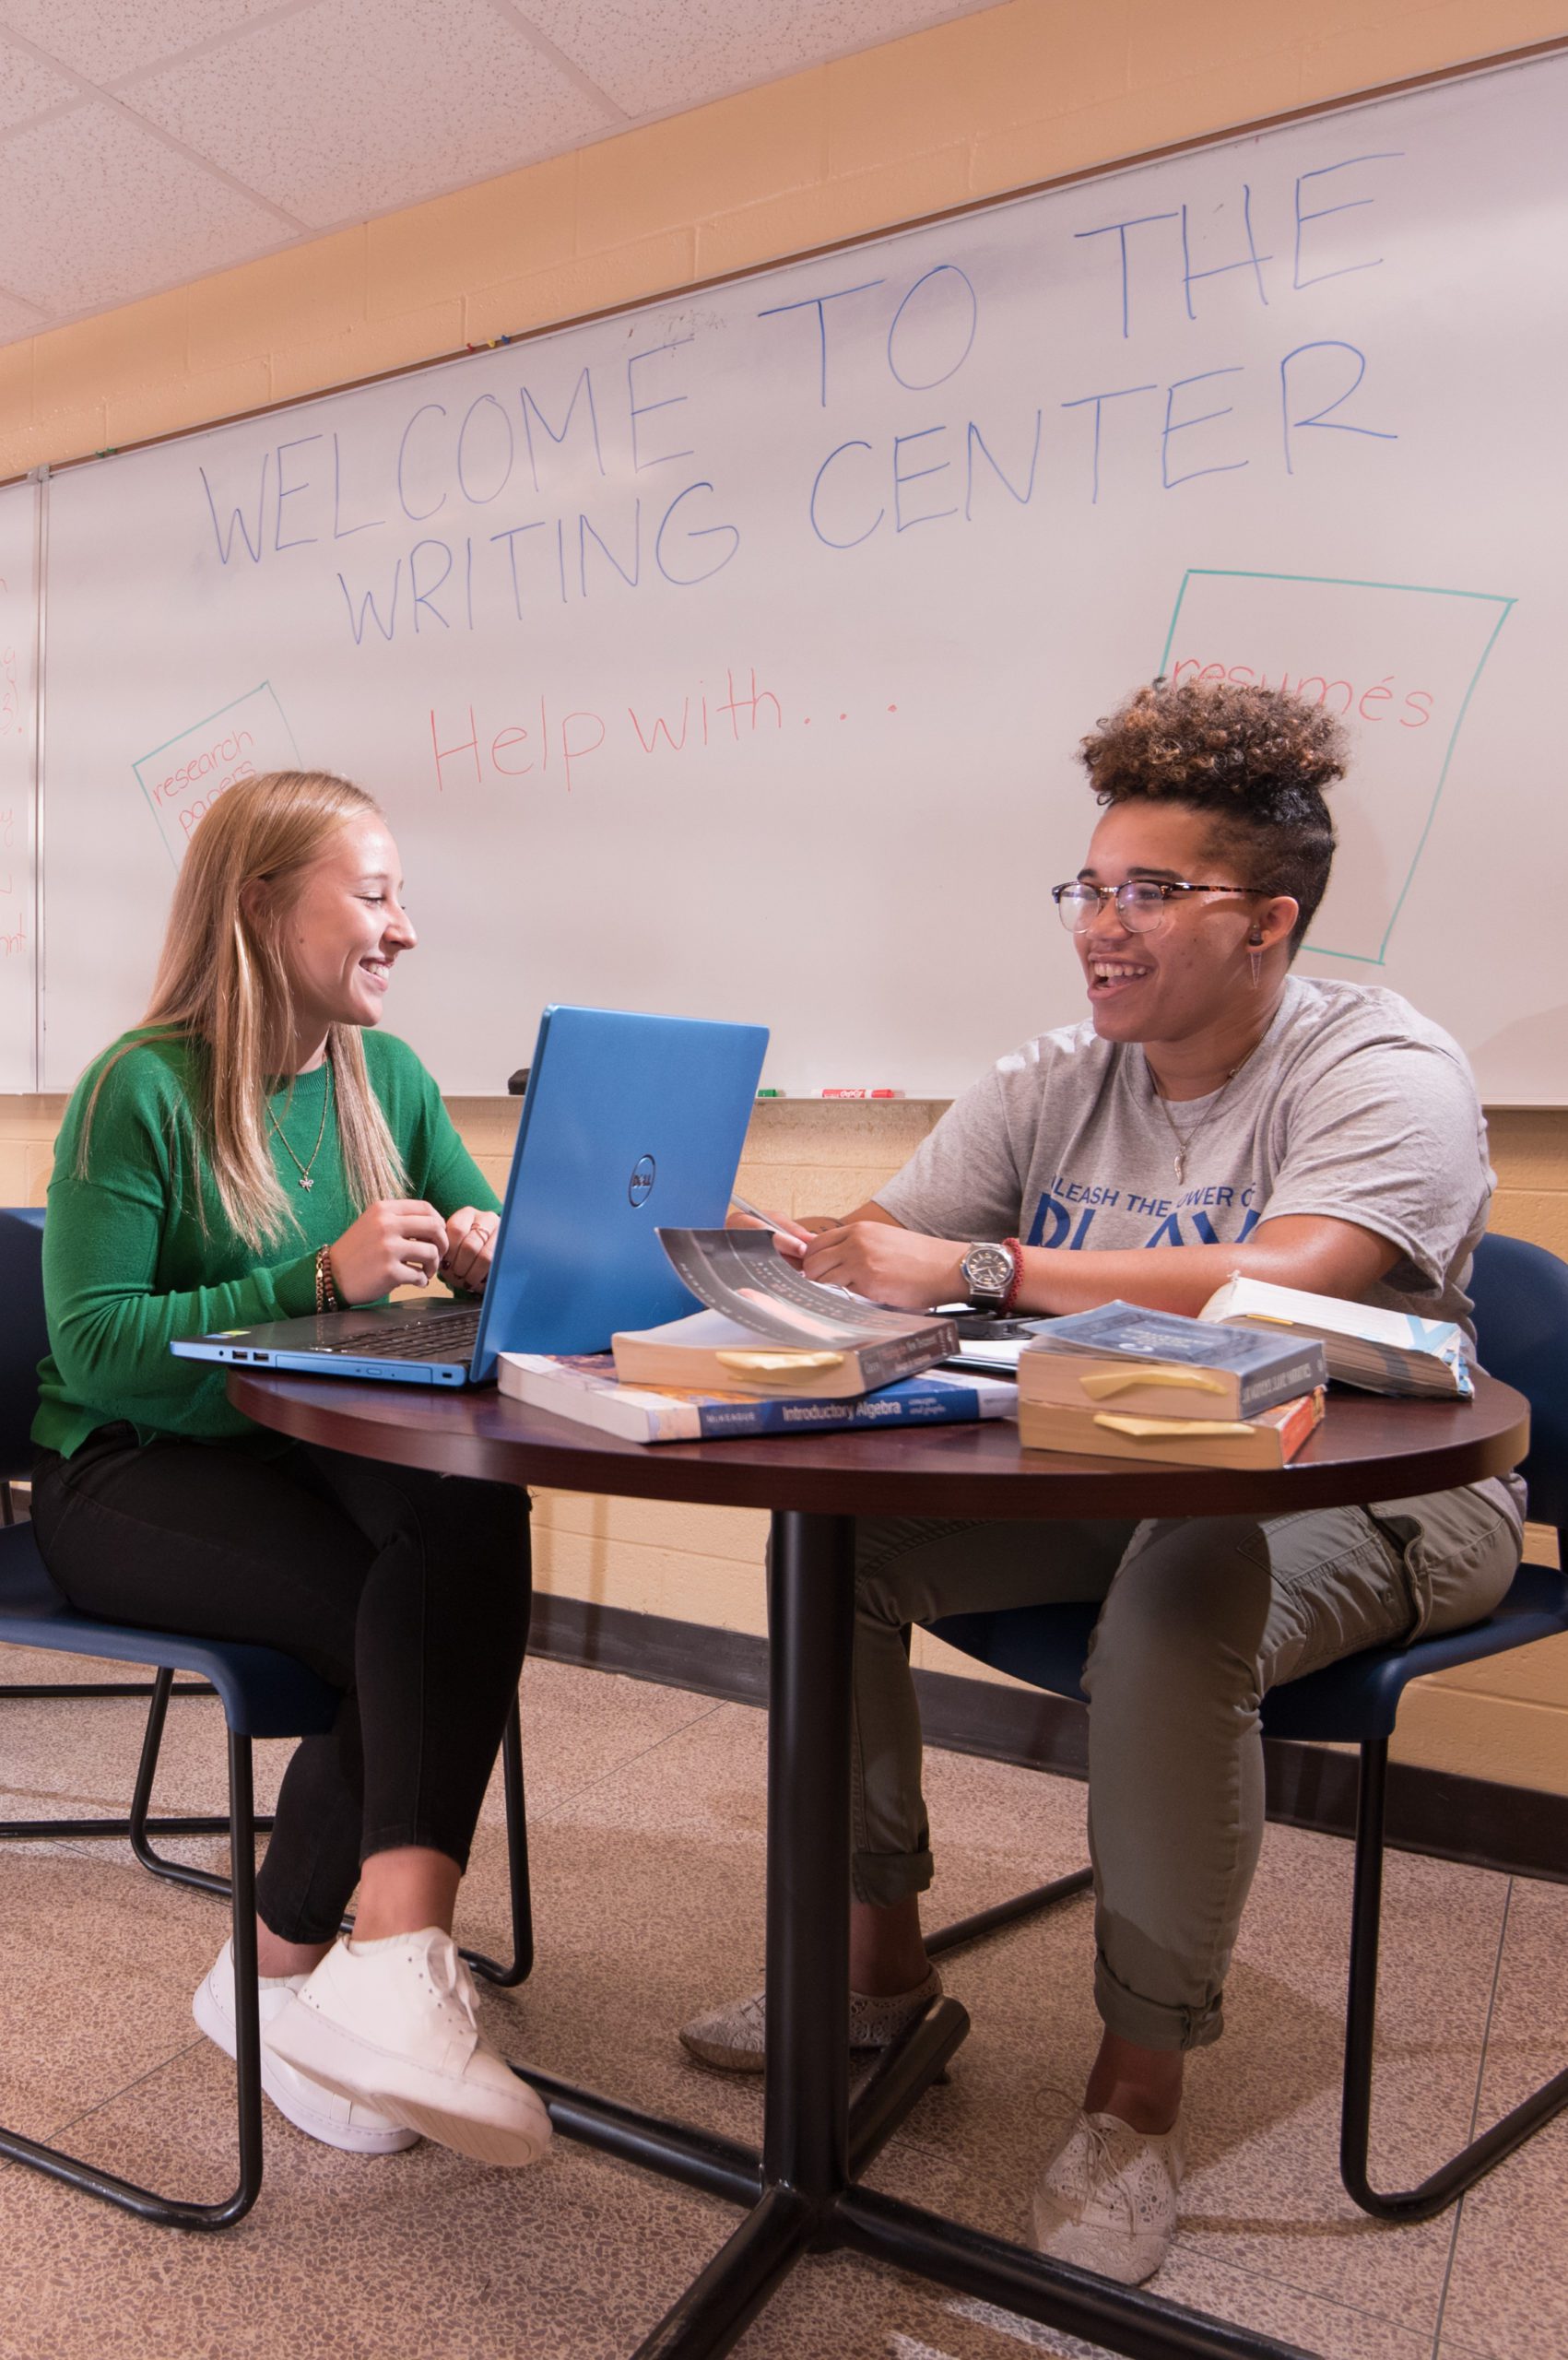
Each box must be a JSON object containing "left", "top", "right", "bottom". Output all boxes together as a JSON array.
[{"left": 171, "top": 1005, "right": 769, "bottom": 1386}]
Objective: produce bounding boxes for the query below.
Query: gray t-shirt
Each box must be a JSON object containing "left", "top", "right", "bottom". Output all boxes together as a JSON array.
[{"left": 878, "top": 975, "right": 1492, "bottom": 1339}]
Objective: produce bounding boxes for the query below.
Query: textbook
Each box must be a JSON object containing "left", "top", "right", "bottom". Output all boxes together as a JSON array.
[
  {"left": 498, "top": 1351, "right": 1017, "bottom": 1443},
  {"left": 611, "top": 1307, "right": 954, "bottom": 1398},
  {"left": 1197, "top": 1276, "right": 1474, "bottom": 1399},
  {"left": 636, "top": 1226, "right": 958, "bottom": 1395},
  {"left": 1018, "top": 1388, "right": 1326, "bottom": 1469},
  {"left": 1015, "top": 1301, "right": 1326, "bottom": 1421}
]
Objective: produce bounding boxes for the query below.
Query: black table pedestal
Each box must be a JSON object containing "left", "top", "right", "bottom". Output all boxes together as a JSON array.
[{"left": 519, "top": 1509, "right": 1321, "bottom": 2360}]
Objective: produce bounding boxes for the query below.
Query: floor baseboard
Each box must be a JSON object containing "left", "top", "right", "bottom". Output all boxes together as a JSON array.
[{"left": 529, "top": 1592, "right": 1568, "bottom": 1887}]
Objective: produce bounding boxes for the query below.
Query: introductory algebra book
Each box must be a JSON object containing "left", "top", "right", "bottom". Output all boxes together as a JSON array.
[
  {"left": 1018, "top": 1388, "right": 1326, "bottom": 1469},
  {"left": 499, "top": 1351, "right": 1017, "bottom": 1444},
  {"left": 1017, "top": 1300, "right": 1326, "bottom": 1421},
  {"left": 1197, "top": 1277, "right": 1473, "bottom": 1399},
  {"left": 632, "top": 1226, "right": 959, "bottom": 1395}
]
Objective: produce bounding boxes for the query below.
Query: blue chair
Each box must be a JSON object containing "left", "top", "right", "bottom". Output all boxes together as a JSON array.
[
  {"left": 0, "top": 1207, "right": 533, "bottom": 2228},
  {"left": 925, "top": 1230, "right": 1568, "bottom": 2224}
]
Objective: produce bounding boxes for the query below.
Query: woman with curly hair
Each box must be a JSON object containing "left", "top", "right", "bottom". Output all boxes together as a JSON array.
[{"left": 679, "top": 676, "right": 1523, "bottom": 2284}]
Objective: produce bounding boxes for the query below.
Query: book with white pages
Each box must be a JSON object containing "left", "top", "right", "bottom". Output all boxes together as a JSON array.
[
  {"left": 634, "top": 1226, "right": 959, "bottom": 1395},
  {"left": 1197, "top": 1275, "right": 1473, "bottom": 1399}
]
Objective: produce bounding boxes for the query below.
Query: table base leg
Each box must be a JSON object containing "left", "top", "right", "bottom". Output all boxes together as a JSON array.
[
  {"left": 510, "top": 1505, "right": 1323, "bottom": 2360},
  {"left": 837, "top": 2184, "right": 1317, "bottom": 2360},
  {"left": 519, "top": 2068, "right": 761, "bottom": 2210},
  {"left": 631, "top": 2187, "right": 816, "bottom": 2360}
]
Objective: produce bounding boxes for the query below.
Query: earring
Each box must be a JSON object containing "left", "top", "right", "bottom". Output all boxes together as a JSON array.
[{"left": 1247, "top": 931, "right": 1264, "bottom": 988}]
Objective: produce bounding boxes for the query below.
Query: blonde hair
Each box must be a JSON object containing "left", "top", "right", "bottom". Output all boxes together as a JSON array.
[{"left": 81, "top": 770, "right": 408, "bottom": 1249}]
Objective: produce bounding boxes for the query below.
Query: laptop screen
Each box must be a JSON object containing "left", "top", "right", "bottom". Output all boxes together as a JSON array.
[{"left": 469, "top": 1005, "right": 769, "bottom": 1372}]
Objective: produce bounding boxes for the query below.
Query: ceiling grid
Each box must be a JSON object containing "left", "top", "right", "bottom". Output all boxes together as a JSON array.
[{"left": 0, "top": 0, "right": 993, "bottom": 343}]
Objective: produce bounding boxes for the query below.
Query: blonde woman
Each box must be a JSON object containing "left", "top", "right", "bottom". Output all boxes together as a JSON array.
[{"left": 29, "top": 772, "right": 550, "bottom": 2171}]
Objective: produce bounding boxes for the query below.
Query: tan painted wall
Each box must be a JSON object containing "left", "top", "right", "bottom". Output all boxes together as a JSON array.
[{"left": 5, "top": 0, "right": 1568, "bottom": 1788}]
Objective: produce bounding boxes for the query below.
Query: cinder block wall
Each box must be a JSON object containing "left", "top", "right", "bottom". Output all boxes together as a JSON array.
[{"left": 6, "top": 0, "right": 1568, "bottom": 1788}]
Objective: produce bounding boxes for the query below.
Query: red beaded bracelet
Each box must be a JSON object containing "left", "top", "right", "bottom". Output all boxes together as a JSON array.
[{"left": 1001, "top": 1237, "right": 1024, "bottom": 1315}]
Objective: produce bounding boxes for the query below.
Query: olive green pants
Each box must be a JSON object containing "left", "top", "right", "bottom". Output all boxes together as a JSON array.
[{"left": 850, "top": 1481, "right": 1521, "bottom": 2051}]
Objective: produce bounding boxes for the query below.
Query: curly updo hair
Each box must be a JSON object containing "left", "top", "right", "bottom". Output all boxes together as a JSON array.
[{"left": 1079, "top": 677, "right": 1347, "bottom": 951}]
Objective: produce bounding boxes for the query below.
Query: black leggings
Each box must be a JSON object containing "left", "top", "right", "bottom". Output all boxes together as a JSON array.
[{"left": 29, "top": 1426, "right": 532, "bottom": 1945}]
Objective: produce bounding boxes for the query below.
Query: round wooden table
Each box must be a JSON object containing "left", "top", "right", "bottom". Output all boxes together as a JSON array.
[{"left": 231, "top": 1367, "right": 1528, "bottom": 2360}]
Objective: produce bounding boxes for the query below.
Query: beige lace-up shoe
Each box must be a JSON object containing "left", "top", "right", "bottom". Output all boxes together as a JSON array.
[
  {"left": 679, "top": 1966, "right": 944, "bottom": 2072},
  {"left": 1030, "top": 2107, "right": 1185, "bottom": 2285}
]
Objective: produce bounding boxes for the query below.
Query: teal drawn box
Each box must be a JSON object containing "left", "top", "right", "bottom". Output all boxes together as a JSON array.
[
  {"left": 1158, "top": 570, "right": 1513, "bottom": 965},
  {"left": 133, "top": 682, "right": 300, "bottom": 870}
]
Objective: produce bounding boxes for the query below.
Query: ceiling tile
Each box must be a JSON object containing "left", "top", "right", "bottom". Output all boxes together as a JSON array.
[
  {"left": 124, "top": 0, "right": 614, "bottom": 229},
  {"left": 0, "top": 0, "right": 288, "bottom": 87},
  {"left": 0, "top": 28, "right": 79, "bottom": 127},
  {"left": 523, "top": 0, "right": 990, "bottom": 117},
  {"left": 0, "top": 100, "right": 289, "bottom": 317}
]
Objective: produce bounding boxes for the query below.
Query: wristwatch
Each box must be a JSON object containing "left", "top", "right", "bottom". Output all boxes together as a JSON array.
[{"left": 960, "top": 1240, "right": 1016, "bottom": 1312}]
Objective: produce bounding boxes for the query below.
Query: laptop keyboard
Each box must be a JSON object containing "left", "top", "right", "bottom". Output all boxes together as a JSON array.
[{"left": 324, "top": 1307, "right": 484, "bottom": 1362}]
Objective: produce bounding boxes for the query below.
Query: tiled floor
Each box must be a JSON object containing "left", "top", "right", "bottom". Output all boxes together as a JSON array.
[{"left": 1, "top": 1645, "right": 1565, "bottom": 2360}]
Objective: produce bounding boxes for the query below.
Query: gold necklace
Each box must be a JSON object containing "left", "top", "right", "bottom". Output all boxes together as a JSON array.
[
  {"left": 268, "top": 1060, "right": 333, "bottom": 1192},
  {"left": 1149, "top": 1044, "right": 1258, "bottom": 1186}
]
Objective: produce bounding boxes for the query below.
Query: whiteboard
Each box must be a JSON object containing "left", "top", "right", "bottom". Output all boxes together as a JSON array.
[
  {"left": 36, "top": 51, "right": 1568, "bottom": 1098},
  {"left": 0, "top": 476, "right": 38, "bottom": 1092}
]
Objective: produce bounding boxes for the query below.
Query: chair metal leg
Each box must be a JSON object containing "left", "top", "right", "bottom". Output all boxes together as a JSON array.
[
  {"left": 1339, "top": 1738, "right": 1568, "bottom": 2222},
  {"left": 125, "top": 1669, "right": 254, "bottom": 1897},
  {"left": 133, "top": 1679, "right": 532, "bottom": 1993},
  {"left": 0, "top": 1679, "right": 216, "bottom": 1700},
  {"left": 462, "top": 1693, "right": 534, "bottom": 1988},
  {"left": 0, "top": 1665, "right": 274, "bottom": 1846},
  {"left": 925, "top": 1866, "right": 1093, "bottom": 1960},
  {"left": 0, "top": 1725, "right": 265, "bottom": 2229}
]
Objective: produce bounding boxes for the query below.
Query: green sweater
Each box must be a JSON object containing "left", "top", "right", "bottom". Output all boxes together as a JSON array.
[{"left": 34, "top": 1029, "right": 500, "bottom": 1457}]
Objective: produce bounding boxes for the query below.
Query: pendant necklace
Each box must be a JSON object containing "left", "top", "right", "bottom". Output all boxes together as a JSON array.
[
  {"left": 268, "top": 1059, "right": 333, "bottom": 1192},
  {"left": 1149, "top": 1044, "right": 1257, "bottom": 1186}
]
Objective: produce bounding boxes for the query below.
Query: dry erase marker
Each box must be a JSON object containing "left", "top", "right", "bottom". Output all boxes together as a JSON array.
[
  {"left": 820, "top": 1088, "right": 904, "bottom": 1099},
  {"left": 729, "top": 1193, "right": 811, "bottom": 1249},
  {"left": 754, "top": 1087, "right": 787, "bottom": 1098}
]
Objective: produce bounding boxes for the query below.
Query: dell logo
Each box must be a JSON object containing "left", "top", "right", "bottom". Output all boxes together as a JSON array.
[{"left": 628, "top": 1154, "right": 656, "bottom": 1208}]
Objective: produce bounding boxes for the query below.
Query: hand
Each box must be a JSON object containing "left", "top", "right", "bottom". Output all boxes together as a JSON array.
[
  {"left": 800, "top": 1223, "right": 965, "bottom": 1310},
  {"left": 725, "top": 1202, "right": 810, "bottom": 1261},
  {"left": 440, "top": 1205, "right": 501, "bottom": 1294},
  {"left": 328, "top": 1199, "right": 450, "bottom": 1304}
]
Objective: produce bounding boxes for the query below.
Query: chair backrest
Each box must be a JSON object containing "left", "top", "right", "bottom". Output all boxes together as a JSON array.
[
  {"left": 0, "top": 1208, "right": 48, "bottom": 1485},
  {"left": 1469, "top": 1231, "right": 1568, "bottom": 1537}
]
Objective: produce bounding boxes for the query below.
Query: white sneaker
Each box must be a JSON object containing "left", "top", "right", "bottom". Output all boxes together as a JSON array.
[
  {"left": 679, "top": 1967, "right": 944, "bottom": 2073},
  {"left": 1030, "top": 2108, "right": 1185, "bottom": 2285},
  {"left": 265, "top": 1928, "right": 552, "bottom": 2169},
  {"left": 193, "top": 1940, "right": 419, "bottom": 2156}
]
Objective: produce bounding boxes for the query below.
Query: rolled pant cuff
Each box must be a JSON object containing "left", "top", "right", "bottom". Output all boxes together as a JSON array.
[
  {"left": 851, "top": 1845, "right": 934, "bottom": 1907},
  {"left": 1094, "top": 1954, "right": 1224, "bottom": 2053}
]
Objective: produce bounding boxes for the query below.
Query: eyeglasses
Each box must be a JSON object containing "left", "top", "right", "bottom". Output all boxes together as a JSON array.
[{"left": 1051, "top": 879, "right": 1271, "bottom": 935}]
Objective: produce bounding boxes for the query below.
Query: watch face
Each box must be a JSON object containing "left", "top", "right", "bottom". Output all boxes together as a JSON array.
[{"left": 961, "top": 1244, "right": 1012, "bottom": 1297}]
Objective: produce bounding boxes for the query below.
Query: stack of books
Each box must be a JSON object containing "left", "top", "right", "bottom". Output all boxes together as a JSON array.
[
  {"left": 497, "top": 1351, "right": 1017, "bottom": 1443},
  {"left": 498, "top": 1223, "right": 1015, "bottom": 1445},
  {"left": 1016, "top": 1302, "right": 1328, "bottom": 1468}
]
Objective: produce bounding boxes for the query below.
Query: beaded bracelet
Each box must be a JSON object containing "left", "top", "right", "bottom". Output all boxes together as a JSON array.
[{"left": 314, "top": 1245, "right": 340, "bottom": 1315}]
